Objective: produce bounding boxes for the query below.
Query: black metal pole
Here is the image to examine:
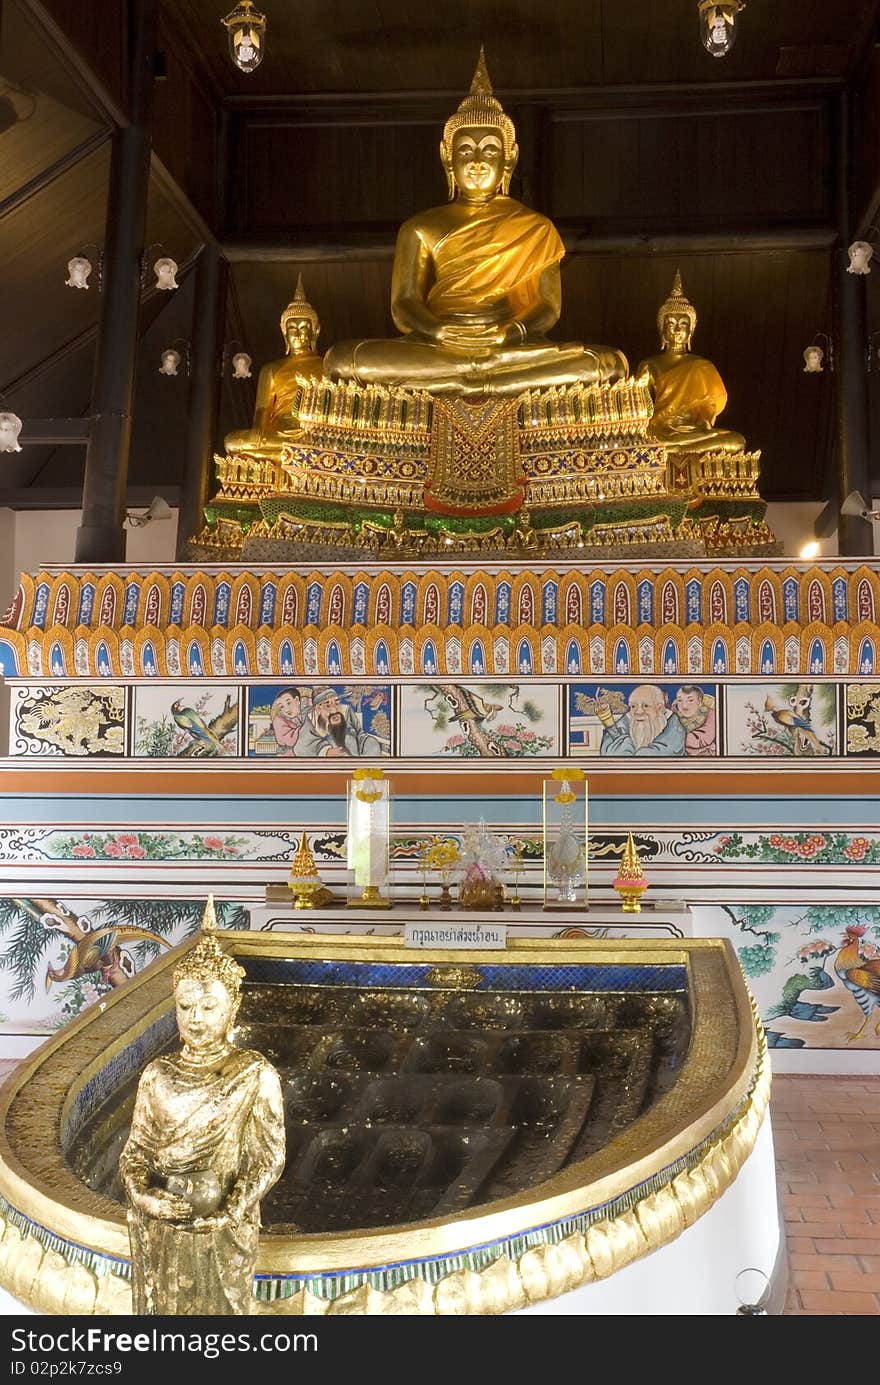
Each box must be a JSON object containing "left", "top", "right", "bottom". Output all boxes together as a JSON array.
[
  {"left": 834, "top": 90, "right": 873, "bottom": 557},
  {"left": 177, "top": 244, "right": 227, "bottom": 559},
  {"left": 75, "top": 0, "right": 158, "bottom": 564}
]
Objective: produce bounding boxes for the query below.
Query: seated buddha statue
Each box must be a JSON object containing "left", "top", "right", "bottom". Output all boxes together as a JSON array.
[
  {"left": 637, "top": 271, "right": 745, "bottom": 455},
  {"left": 224, "top": 275, "right": 324, "bottom": 458},
  {"left": 324, "top": 51, "right": 627, "bottom": 397}
]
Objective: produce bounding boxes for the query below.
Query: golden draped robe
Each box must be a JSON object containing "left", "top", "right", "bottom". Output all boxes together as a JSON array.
[
  {"left": 426, "top": 198, "right": 566, "bottom": 329},
  {"left": 119, "top": 1047, "right": 285, "bottom": 1315},
  {"left": 644, "top": 354, "right": 728, "bottom": 434}
]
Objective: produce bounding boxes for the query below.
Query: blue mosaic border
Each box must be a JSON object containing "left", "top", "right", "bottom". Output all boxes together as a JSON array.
[
  {"left": 241, "top": 958, "right": 688, "bottom": 993},
  {"left": 60, "top": 1009, "right": 176, "bottom": 1149}
]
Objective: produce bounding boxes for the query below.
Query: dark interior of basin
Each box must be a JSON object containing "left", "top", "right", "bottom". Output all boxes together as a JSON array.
[{"left": 66, "top": 969, "right": 691, "bottom": 1234}]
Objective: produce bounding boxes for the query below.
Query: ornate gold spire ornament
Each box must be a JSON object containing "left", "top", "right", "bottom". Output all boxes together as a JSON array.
[
  {"left": 288, "top": 831, "right": 334, "bottom": 909},
  {"left": 613, "top": 833, "right": 648, "bottom": 914},
  {"left": 172, "top": 894, "right": 245, "bottom": 997}
]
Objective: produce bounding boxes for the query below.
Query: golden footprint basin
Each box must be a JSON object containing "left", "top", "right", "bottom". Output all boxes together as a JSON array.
[{"left": 0, "top": 935, "right": 769, "bottom": 1315}]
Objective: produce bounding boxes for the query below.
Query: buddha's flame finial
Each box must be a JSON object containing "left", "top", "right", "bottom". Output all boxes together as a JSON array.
[
  {"left": 202, "top": 892, "right": 218, "bottom": 933},
  {"left": 291, "top": 830, "right": 318, "bottom": 878},
  {"left": 294, "top": 272, "right": 307, "bottom": 303},
  {"left": 657, "top": 267, "right": 697, "bottom": 343},
  {"left": 619, "top": 833, "right": 644, "bottom": 882},
  {"left": 281, "top": 272, "right": 320, "bottom": 339},
  {"left": 470, "top": 45, "right": 493, "bottom": 98}
]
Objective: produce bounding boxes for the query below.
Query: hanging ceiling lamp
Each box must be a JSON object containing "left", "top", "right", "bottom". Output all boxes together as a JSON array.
[
  {"left": 221, "top": 1, "right": 267, "bottom": 74},
  {"left": 698, "top": 2, "right": 745, "bottom": 59}
]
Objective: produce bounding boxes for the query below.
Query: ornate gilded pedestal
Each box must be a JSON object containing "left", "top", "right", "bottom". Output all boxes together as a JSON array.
[{"left": 195, "top": 375, "right": 774, "bottom": 562}]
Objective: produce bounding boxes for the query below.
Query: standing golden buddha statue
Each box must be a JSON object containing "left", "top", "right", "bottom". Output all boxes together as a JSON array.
[
  {"left": 119, "top": 897, "right": 286, "bottom": 1315},
  {"left": 637, "top": 270, "right": 745, "bottom": 455},
  {"left": 324, "top": 50, "right": 627, "bottom": 396},
  {"left": 224, "top": 274, "right": 324, "bottom": 459}
]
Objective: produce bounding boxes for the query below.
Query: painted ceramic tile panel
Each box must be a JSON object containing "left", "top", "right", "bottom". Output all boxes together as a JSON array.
[
  {"left": 844, "top": 683, "right": 880, "bottom": 755},
  {"left": 696, "top": 903, "right": 880, "bottom": 1050},
  {"left": 567, "top": 683, "right": 717, "bottom": 757},
  {"left": 247, "top": 684, "right": 392, "bottom": 758},
  {"left": 0, "top": 896, "right": 249, "bottom": 1034},
  {"left": 724, "top": 682, "right": 836, "bottom": 756},
  {"left": 133, "top": 685, "right": 240, "bottom": 757},
  {"left": 11, "top": 685, "right": 126, "bottom": 757},
  {"left": 399, "top": 683, "right": 558, "bottom": 757}
]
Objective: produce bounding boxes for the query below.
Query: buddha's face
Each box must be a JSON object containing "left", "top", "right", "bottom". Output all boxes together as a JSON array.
[
  {"left": 450, "top": 126, "right": 510, "bottom": 200},
  {"left": 175, "top": 977, "right": 234, "bottom": 1053},
  {"left": 285, "top": 317, "right": 316, "bottom": 355},
  {"left": 662, "top": 313, "right": 692, "bottom": 352}
]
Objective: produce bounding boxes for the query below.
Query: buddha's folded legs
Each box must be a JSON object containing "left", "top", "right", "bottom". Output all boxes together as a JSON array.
[{"left": 324, "top": 338, "right": 628, "bottom": 394}]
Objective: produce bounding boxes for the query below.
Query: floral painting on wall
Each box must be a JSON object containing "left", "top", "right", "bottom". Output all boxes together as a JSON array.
[
  {"left": 133, "top": 685, "right": 240, "bottom": 757},
  {"left": 399, "top": 683, "right": 558, "bottom": 757},
  {"left": 247, "top": 685, "right": 392, "bottom": 758},
  {"left": 0, "top": 896, "right": 249, "bottom": 1034},
  {"left": 567, "top": 683, "right": 717, "bottom": 757},
  {"left": 695, "top": 902, "right": 880, "bottom": 1049},
  {"left": 724, "top": 683, "right": 837, "bottom": 757}
]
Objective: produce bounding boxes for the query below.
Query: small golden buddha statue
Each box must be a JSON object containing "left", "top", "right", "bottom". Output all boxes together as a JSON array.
[
  {"left": 224, "top": 274, "right": 324, "bottom": 457},
  {"left": 637, "top": 271, "right": 745, "bottom": 455},
  {"left": 324, "top": 51, "right": 627, "bottom": 397},
  {"left": 119, "top": 896, "right": 286, "bottom": 1315}
]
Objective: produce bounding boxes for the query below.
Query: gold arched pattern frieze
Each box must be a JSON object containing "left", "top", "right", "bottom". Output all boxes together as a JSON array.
[
  {"left": 364, "top": 625, "right": 398, "bottom": 676},
  {"left": 699, "top": 623, "right": 734, "bottom": 675},
  {"left": 322, "top": 575, "right": 353, "bottom": 629},
  {"left": 88, "top": 625, "right": 120, "bottom": 678},
  {"left": 94, "top": 574, "right": 124, "bottom": 631},
  {"left": 413, "top": 623, "right": 447, "bottom": 675},
  {"left": 40, "top": 624, "right": 75, "bottom": 676},
  {"left": 316, "top": 625, "right": 349, "bottom": 676},
  {"left": 371, "top": 577, "right": 397, "bottom": 627},
  {"left": 276, "top": 573, "right": 305, "bottom": 628},
  {"left": 752, "top": 567, "right": 781, "bottom": 626},
  {"left": 510, "top": 573, "right": 538, "bottom": 628},
  {"left": 558, "top": 573, "right": 587, "bottom": 629},
  {"left": 132, "top": 626, "right": 168, "bottom": 678},
  {"left": 464, "top": 573, "right": 492, "bottom": 627},
  {"left": 658, "top": 572, "right": 685, "bottom": 628},
  {"left": 416, "top": 572, "right": 446, "bottom": 627},
  {"left": 798, "top": 621, "right": 833, "bottom": 675},
  {"left": 48, "top": 575, "right": 75, "bottom": 629},
  {"left": 8, "top": 572, "right": 35, "bottom": 629},
  {"left": 230, "top": 574, "right": 260, "bottom": 630},
  {"left": 509, "top": 623, "right": 540, "bottom": 676},
  {"left": 609, "top": 573, "right": 636, "bottom": 629},
  {"left": 183, "top": 574, "right": 211, "bottom": 628},
  {"left": 555, "top": 624, "right": 588, "bottom": 674},
  {"left": 604, "top": 624, "right": 636, "bottom": 676},
  {"left": 224, "top": 624, "right": 256, "bottom": 677},
  {"left": 803, "top": 570, "right": 832, "bottom": 626},
  {"left": 707, "top": 573, "right": 734, "bottom": 625},
  {"left": 848, "top": 619, "right": 880, "bottom": 674},
  {"left": 0, "top": 628, "right": 25, "bottom": 674},
  {"left": 652, "top": 624, "right": 687, "bottom": 675},
  {"left": 749, "top": 621, "right": 785, "bottom": 674},
  {"left": 178, "top": 627, "right": 211, "bottom": 679},
  {"left": 848, "top": 565, "right": 880, "bottom": 624},
  {"left": 269, "top": 628, "right": 304, "bottom": 678}
]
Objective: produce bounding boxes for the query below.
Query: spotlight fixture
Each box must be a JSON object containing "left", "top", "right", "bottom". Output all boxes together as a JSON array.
[
  {"left": 0, "top": 411, "right": 23, "bottom": 453},
  {"left": 698, "top": 1, "right": 744, "bottom": 59},
  {"left": 125, "top": 495, "right": 173, "bottom": 527},
  {"left": 803, "top": 333, "right": 833, "bottom": 374},
  {"left": 840, "top": 490, "right": 880, "bottom": 521},
  {"left": 231, "top": 350, "right": 253, "bottom": 379},
  {"left": 221, "top": 1, "right": 266, "bottom": 74}
]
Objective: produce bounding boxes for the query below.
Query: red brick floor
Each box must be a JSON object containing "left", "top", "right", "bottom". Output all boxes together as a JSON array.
[{"left": 773, "top": 1074, "right": 880, "bottom": 1315}]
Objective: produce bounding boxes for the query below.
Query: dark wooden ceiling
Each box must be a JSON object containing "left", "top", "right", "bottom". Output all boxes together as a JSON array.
[
  {"left": 177, "top": 0, "right": 878, "bottom": 94},
  {"left": 2, "top": 0, "right": 879, "bottom": 509}
]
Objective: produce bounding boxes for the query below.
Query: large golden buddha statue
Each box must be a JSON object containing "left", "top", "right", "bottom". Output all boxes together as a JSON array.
[
  {"left": 224, "top": 275, "right": 323, "bottom": 458},
  {"left": 638, "top": 271, "right": 745, "bottom": 455},
  {"left": 324, "top": 51, "right": 627, "bottom": 396}
]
